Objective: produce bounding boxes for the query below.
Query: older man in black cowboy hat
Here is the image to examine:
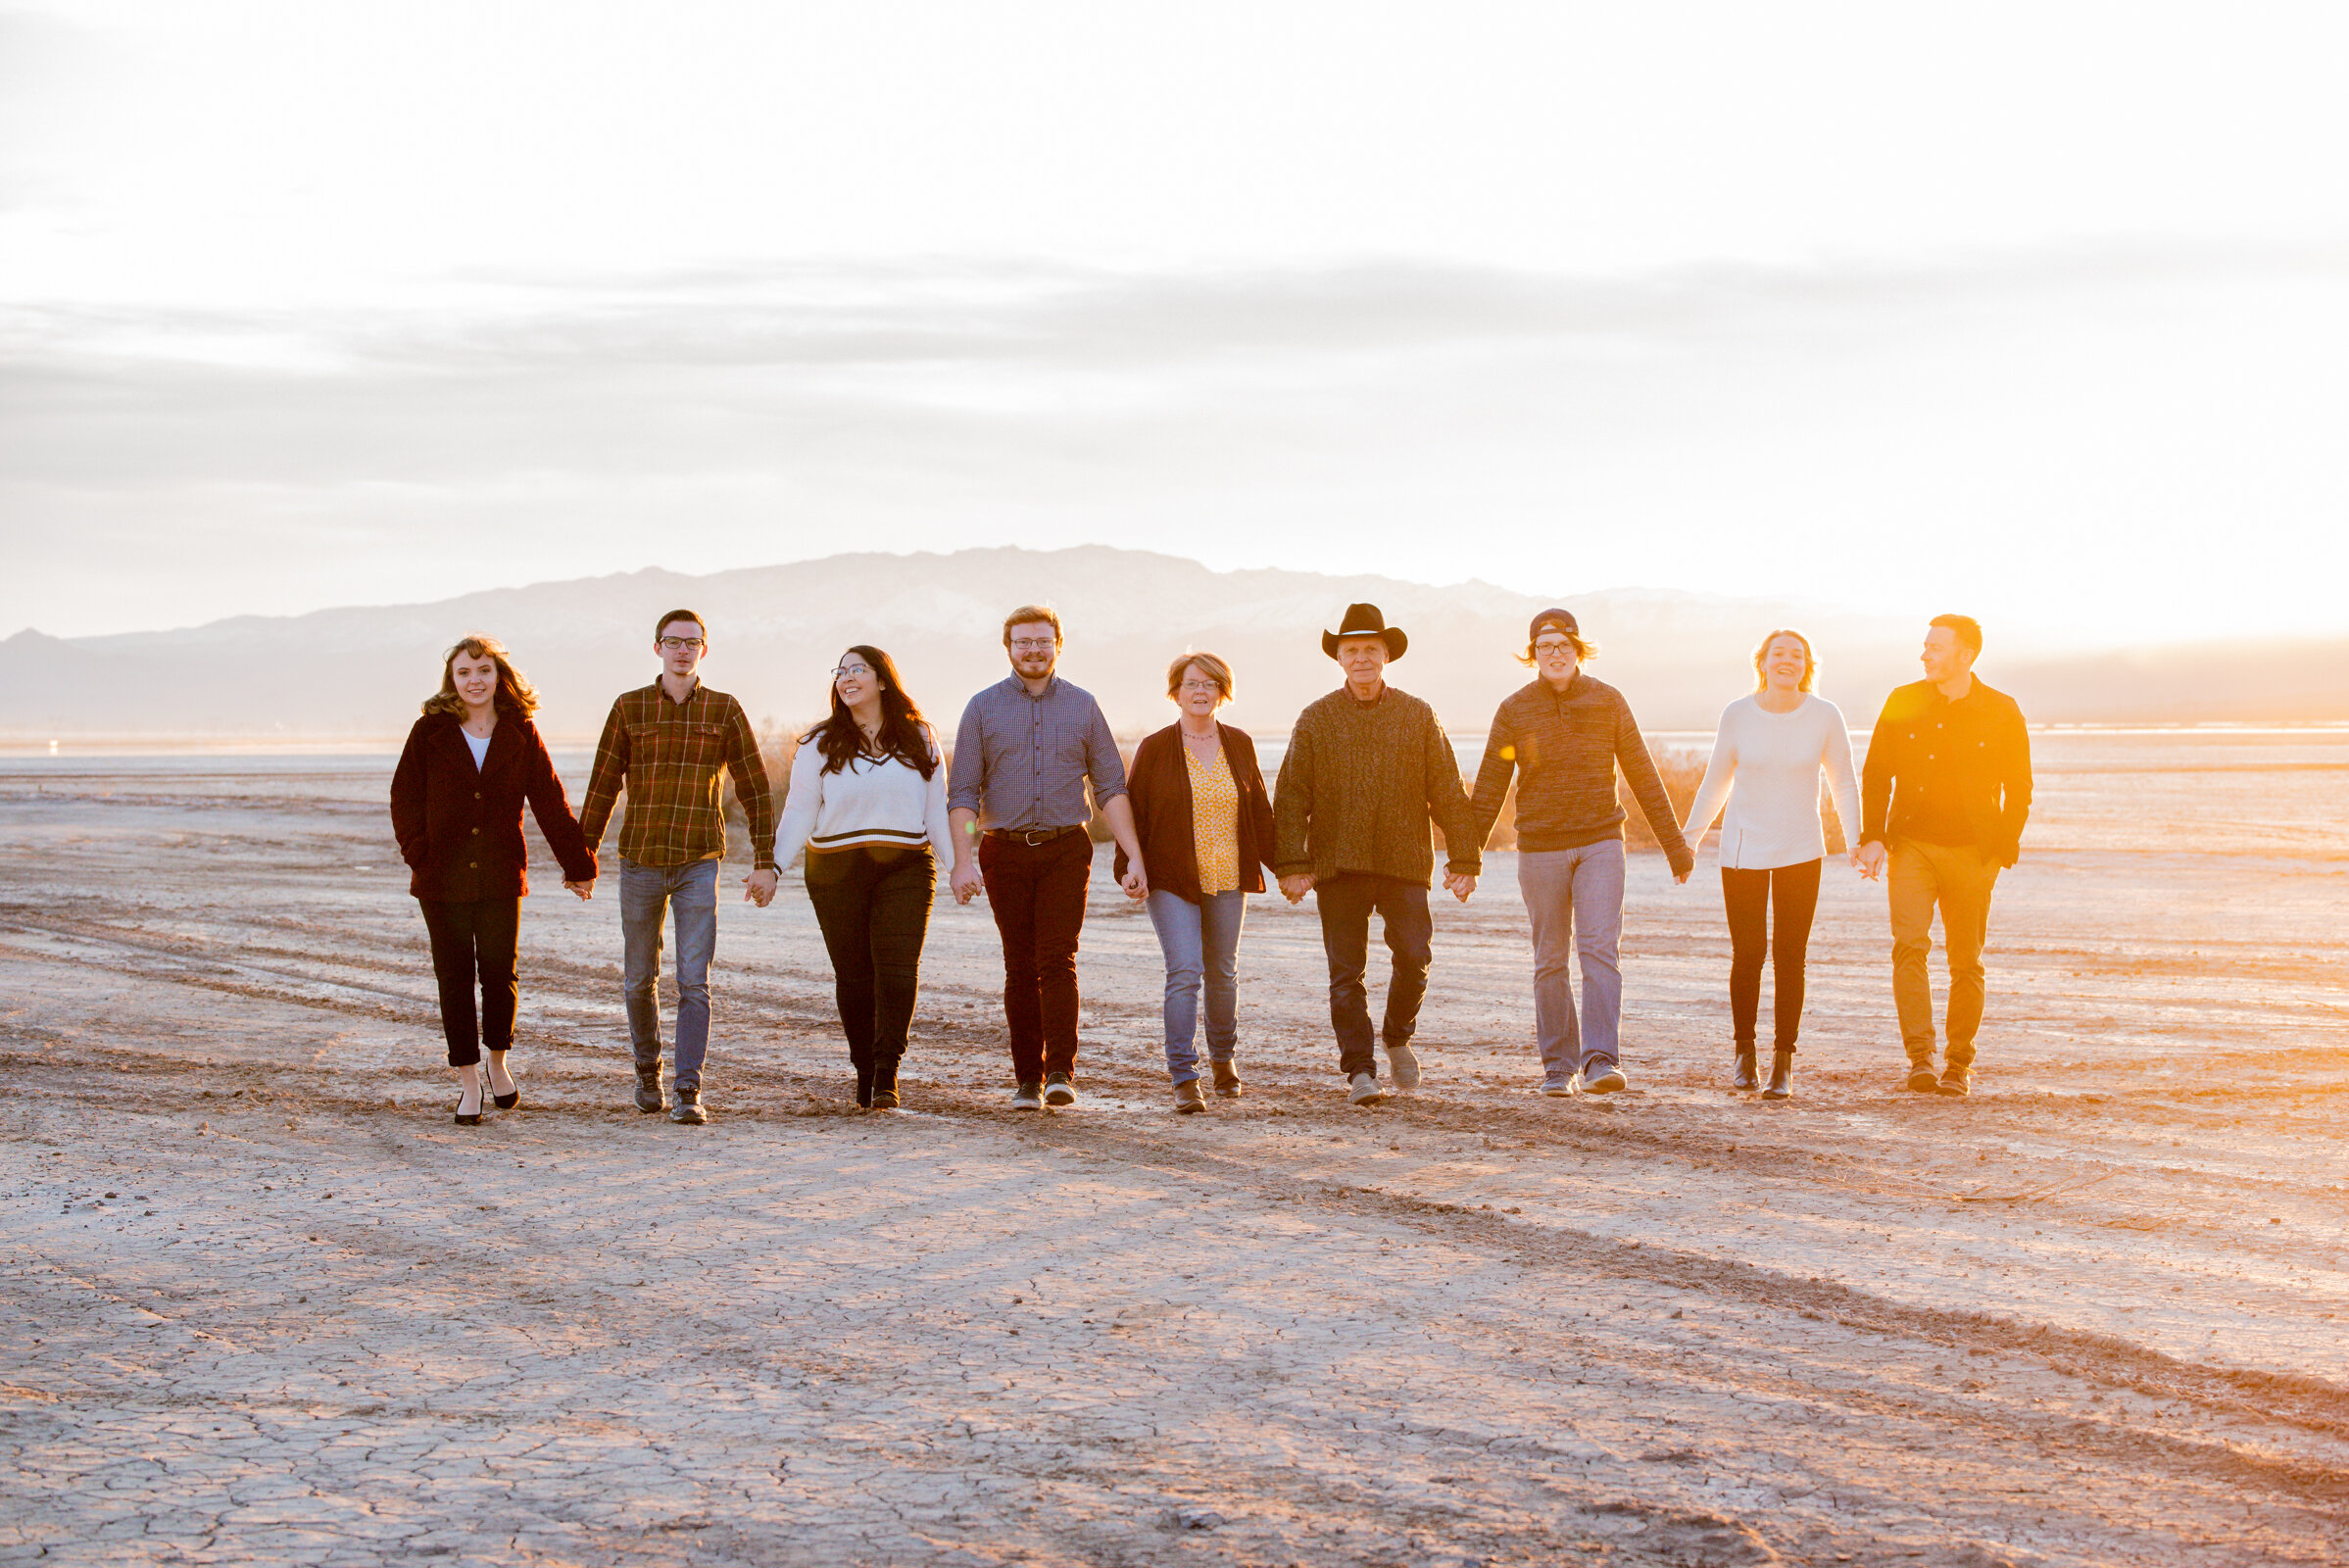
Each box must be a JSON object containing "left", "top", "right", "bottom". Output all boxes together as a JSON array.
[{"left": 1274, "top": 604, "right": 1480, "bottom": 1105}]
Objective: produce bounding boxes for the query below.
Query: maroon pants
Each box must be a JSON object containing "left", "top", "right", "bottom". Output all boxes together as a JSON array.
[{"left": 978, "top": 830, "right": 1093, "bottom": 1081}]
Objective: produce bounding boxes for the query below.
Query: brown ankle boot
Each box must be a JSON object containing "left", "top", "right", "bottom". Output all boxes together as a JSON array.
[{"left": 1210, "top": 1059, "right": 1244, "bottom": 1098}]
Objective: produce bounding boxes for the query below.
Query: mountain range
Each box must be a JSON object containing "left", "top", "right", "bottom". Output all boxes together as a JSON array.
[{"left": 5, "top": 547, "right": 2342, "bottom": 740}]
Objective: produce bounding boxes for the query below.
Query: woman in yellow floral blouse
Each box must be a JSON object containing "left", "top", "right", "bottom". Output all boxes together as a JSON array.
[{"left": 1116, "top": 653, "right": 1279, "bottom": 1112}]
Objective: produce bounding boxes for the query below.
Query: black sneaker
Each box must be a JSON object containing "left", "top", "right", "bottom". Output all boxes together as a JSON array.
[
  {"left": 634, "top": 1067, "right": 664, "bottom": 1114},
  {"left": 1043, "top": 1072, "right": 1078, "bottom": 1107},
  {"left": 1011, "top": 1081, "right": 1044, "bottom": 1110},
  {"left": 669, "top": 1087, "right": 707, "bottom": 1125}
]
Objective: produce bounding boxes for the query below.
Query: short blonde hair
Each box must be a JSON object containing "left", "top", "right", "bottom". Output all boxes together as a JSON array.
[
  {"left": 1751, "top": 628, "right": 1818, "bottom": 693},
  {"left": 1166, "top": 651, "right": 1234, "bottom": 702},
  {"left": 1002, "top": 605, "right": 1063, "bottom": 646}
]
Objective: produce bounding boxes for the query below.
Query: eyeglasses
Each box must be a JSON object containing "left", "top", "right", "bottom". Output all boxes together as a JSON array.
[
  {"left": 1533, "top": 638, "right": 1576, "bottom": 656},
  {"left": 832, "top": 663, "right": 874, "bottom": 680},
  {"left": 1007, "top": 638, "right": 1057, "bottom": 652},
  {"left": 658, "top": 637, "right": 706, "bottom": 651},
  {"left": 1179, "top": 681, "right": 1221, "bottom": 695}
]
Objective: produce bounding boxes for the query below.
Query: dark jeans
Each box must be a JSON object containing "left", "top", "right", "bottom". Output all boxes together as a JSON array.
[
  {"left": 1313, "top": 873, "right": 1433, "bottom": 1079},
  {"left": 805, "top": 846, "right": 936, "bottom": 1080},
  {"left": 417, "top": 896, "right": 519, "bottom": 1067},
  {"left": 978, "top": 829, "right": 1093, "bottom": 1081},
  {"left": 1721, "top": 858, "right": 1822, "bottom": 1051}
]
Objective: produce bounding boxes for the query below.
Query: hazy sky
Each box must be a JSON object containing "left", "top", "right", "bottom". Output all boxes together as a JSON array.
[{"left": 5, "top": 1, "right": 2347, "bottom": 642}]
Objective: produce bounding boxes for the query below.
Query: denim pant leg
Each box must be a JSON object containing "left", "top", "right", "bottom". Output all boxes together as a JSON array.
[
  {"left": 1373, "top": 880, "right": 1434, "bottom": 1049},
  {"left": 1148, "top": 890, "right": 1206, "bottom": 1084},
  {"left": 668, "top": 858, "right": 719, "bottom": 1092},
  {"left": 1199, "top": 890, "right": 1246, "bottom": 1063},
  {"left": 618, "top": 858, "right": 668, "bottom": 1073},
  {"left": 1572, "top": 841, "right": 1627, "bottom": 1069},
  {"left": 1314, "top": 876, "right": 1378, "bottom": 1078},
  {"left": 1515, "top": 851, "right": 1583, "bottom": 1083}
]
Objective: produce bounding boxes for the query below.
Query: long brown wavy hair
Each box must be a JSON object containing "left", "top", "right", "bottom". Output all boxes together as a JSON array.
[
  {"left": 421, "top": 635, "right": 541, "bottom": 718},
  {"left": 804, "top": 646, "right": 936, "bottom": 778}
]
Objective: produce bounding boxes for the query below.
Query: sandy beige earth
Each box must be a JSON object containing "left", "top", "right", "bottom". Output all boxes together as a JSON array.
[{"left": 2, "top": 747, "right": 2346, "bottom": 1566}]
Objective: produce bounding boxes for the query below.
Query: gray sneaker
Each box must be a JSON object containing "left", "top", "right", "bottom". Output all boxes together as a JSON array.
[
  {"left": 1011, "top": 1081, "right": 1044, "bottom": 1110},
  {"left": 1540, "top": 1079, "right": 1576, "bottom": 1098},
  {"left": 668, "top": 1087, "right": 707, "bottom": 1125},
  {"left": 634, "top": 1067, "right": 664, "bottom": 1114},
  {"left": 1043, "top": 1072, "right": 1078, "bottom": 1107},
  {"left": 1384, "top": 1042, "right": 1421, "bottom": 1091},
  {"left": 1582, "top": 1060, "right": 1628, "bottom": 1095},
  {"left": 1347, "top": 1071, "right": 1391, "bottom": 1106}
]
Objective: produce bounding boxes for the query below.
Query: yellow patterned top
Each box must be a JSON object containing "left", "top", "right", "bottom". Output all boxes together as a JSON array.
[{"left": 1183, "top": 736, "right": 1242, "bottom": 895}]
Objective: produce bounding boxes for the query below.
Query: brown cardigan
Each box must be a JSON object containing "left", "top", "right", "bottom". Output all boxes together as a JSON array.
[
  {"left": 390, "top": 710, "right": 597, "bottom": 903},
  {"left": 1114, "top": 722, "right": 1278, "bottom": 903}
]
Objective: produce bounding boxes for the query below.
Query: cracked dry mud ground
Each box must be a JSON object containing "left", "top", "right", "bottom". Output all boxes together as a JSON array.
[{"left": 2, "top": 760, "right": 2345, "bottom": 1566}]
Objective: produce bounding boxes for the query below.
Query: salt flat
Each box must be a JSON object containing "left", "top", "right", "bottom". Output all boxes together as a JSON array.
[{"left": 1, "top": 741, "right": 2345, "bottom": 1567}]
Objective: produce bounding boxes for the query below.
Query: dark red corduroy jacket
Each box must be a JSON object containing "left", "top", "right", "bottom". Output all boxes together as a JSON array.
[
  {"left": 1114, "top": 722, "right": 1278, "bottom": 903},
  {"left": 390, "top": 710, "right": 597, "bottom": 903}
]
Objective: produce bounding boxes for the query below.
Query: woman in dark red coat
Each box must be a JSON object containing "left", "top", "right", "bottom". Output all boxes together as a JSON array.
[{"left": 390, "top": 636, "right": 596, "bottom": 1124}]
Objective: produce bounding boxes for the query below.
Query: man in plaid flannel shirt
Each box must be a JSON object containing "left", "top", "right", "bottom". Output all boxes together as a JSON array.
[{"left": 578, "top": 609, "right": 778, "bottom": 1125}]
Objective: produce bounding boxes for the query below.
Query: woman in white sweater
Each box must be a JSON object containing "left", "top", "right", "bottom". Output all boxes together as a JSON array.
[
  {"left": 775, "top": 646, "right": 956, "bottom": 1109},
  {"left": 1681, "top": 629, "right": 1863, "bottom": 1101}
]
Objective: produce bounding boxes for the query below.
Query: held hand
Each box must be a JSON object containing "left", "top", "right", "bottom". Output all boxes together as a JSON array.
[
  {"left": 951, "top": 860, "right": 985, "bottom": 905},
  {"left": 563, "top": 879, "right": 595, "bottom": 901},
  {"left": 1854, "top": 841, "right": 1887, "bottom": 881},
  {"left": 1278, "top": 873, "right": 1315, "bottom": 905},
  {"left": 744, "top": 867, "right": 779, "bottom": 907},
  {"left": 1443, "top": 871, "right": 1476, "bottom": 903},
  {"left": 1119, "top": 860, "right": 1149, "bottom": 901}
]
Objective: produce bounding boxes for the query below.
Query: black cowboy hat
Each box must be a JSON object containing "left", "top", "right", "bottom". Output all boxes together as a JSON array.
[{"left": 1321, "top": 603, "right": 1407, "bottom": 662}]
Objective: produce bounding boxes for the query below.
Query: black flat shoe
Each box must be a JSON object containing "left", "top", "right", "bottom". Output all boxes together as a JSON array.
[
  {"left": 454, "top": 1093, "right": 482, "bottom": 1127},
  {"left": 491, "top": 1085, "right": 520, "bottom": 1110}
]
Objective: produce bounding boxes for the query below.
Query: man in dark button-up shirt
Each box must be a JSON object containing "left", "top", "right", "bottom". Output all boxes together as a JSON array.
[
  {"left": 1856, "top": 614, "right": 2032, "bottom": 1098},
  {"left": 948, "top": 604, "right": 1147, "bottom": 1110}
]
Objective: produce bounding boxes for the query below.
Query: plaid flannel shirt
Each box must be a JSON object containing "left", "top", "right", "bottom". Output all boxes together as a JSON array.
[{"left": 578, "top": 681, "right": 777, "bottom": 869}]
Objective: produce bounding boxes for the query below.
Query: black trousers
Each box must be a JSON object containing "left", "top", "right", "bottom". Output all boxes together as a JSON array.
[
  {"left": 1720, "top": 858, "right": 1822, "bottom": 1051},
  {"left": 804, "top": 846, "right": 936, "bottom": 1078},
  {"left": 417, "top": 896, "right": 520, "bottom": 1067},
  {"left": 1313, "top": 873, "right": 1434, "bottom": 1079},
  {"left": 976, "top": 829, "right": 1093, "bottom": 1081}
]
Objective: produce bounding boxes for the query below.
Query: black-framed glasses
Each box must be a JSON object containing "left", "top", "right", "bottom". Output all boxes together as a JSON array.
[{"left": 659, "top": 636, "right": 706, "bottom": 651}]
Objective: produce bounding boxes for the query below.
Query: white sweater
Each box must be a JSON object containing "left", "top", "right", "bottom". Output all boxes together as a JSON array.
[
  {"left": 774, "top": 729, "right": 956, "bottom": 870},
  {"left": 1683, "top": 695, "right": 1863, "bottom": 870}
]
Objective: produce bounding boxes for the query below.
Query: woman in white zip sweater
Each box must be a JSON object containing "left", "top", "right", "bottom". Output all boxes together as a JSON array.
[
  {"left": 1681, "top": 629, "right": 1863, "bottom": 1101},
  {"left": 775, "top": 646, "right": 956, "bottom": 1109}
]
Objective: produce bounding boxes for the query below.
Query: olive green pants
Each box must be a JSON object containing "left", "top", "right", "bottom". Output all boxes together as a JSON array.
[{"left": 1888, "top": 838, "right": 2000, "bottom": 1067}]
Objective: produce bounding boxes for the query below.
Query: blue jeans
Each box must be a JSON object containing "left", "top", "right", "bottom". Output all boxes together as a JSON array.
[
  {"left": 1516, "top": 841, "right": 1626, "bottom": 1082},
  {"left": 619, "top": 857, "right": 719, "bottom": 1092},
  {"left": 1146, "top": 889, "right": 1246, "bottom": 1085}
]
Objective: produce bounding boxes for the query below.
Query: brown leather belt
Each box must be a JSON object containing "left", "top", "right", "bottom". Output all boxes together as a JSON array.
[{"left": 983, "top": 825, "right": 1084, "bottom": 847}]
